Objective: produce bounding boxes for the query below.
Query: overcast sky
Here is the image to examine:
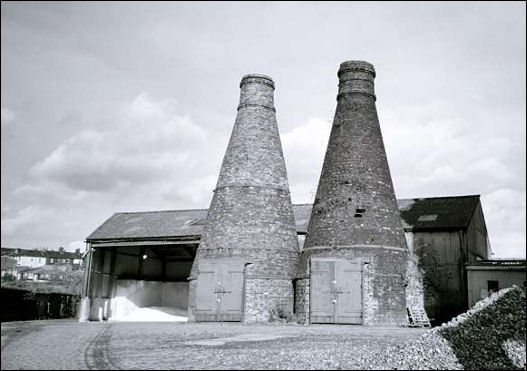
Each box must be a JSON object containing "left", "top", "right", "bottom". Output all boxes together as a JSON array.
[{"left": 1, "top": 2, "right": 525, "bottom": 258}]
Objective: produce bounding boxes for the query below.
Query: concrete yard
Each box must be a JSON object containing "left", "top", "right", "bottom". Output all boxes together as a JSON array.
[{"left": 1, "top": 320, "right": 428, "bottom": 370}]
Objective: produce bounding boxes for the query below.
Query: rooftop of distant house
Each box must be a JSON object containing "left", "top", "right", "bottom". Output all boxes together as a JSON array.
[
  {"left": 0, "top": 247, "right": 83, "bottom": 259},
  {"left": 466, "top": 259, "right": 526, "bottom": 270}
]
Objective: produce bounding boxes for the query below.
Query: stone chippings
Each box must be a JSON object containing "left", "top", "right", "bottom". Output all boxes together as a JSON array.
[
  {"left": 189, "top": 74, "right": 299, "bottom": 322},
  {"left": 438, "top": 285, "right": 526, "bottom": 370},
  {"left": 301, "top": 61, "right": 412, "bottom": 325},
  {"left": 1, "top": 321, "right": 431, "bottom": 370},
  {"left": 381, "top": 285, "right": 527, "bottom": 370}
]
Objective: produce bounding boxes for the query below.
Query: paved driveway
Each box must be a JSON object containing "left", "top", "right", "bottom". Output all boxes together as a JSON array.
[{"left": 1, "top": 320, "right": 427, "bottom": 370}]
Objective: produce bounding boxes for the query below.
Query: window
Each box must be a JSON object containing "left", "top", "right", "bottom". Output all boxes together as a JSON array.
[
  {"left": 487, "top": 280, "right": 499, "bottom": 295},
  {"left": 418, "top": 214, "right": 438, "bottom": 222},
  {"left": 49, "top": 258, "right": 54, "bottom": 264}
]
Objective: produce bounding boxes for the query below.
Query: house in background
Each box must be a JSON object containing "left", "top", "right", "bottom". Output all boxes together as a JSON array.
[
  {"left": 1, "top": 247, "right": 84, "bottom": 285},
  {"left": 1, "top": 247, "right": 84, "bottom": 270}
]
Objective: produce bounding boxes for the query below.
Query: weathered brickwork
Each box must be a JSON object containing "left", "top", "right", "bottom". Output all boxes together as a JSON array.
[
  {"left": 294, "top": 278, "right": 310, "bottom": 324},
  {"left": 405, "top": 254, "right": 426, "bottom": 315},
  {"left": 189, "top": 74, "right": 299, "bottom": 322},
  {"left": 244, "top": 278, "right": 294, "bottom": 322},
  {"left": 302, "top": 61, "right": 410, "bottom": 326}
]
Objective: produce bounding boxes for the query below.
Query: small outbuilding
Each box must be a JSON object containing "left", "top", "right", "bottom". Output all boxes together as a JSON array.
[{"left": 466, "top": 259, "right": 526, "bottom": 308}]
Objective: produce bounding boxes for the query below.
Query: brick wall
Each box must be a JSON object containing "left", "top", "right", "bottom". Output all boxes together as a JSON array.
[
  {"left": 244, "top": 278, "right": 294, "bottom": 322},
  {"left": 294, "top": 278, "right": 310, "bottom": 324}
]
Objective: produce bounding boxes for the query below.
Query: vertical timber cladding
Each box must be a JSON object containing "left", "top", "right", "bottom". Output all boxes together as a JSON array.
[
  {"left": 189, "top": 73, "right": 300, "bottom": 323},
  {"left": 302, "top": 61, "right": 410, "bottom": 326},
  {"left": 310, "top": 258, "right": 362, "bottom": 324},
  {"left": 195, "top": 259, "right": 244, "bottom": 321}
]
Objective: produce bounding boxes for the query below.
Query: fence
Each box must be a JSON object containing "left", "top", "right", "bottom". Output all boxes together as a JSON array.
[{"left": 1, "top": 287, "right": 80, "bottom": 322}]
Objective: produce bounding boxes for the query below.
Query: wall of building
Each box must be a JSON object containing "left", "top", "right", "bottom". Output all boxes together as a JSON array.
[
  {"left": 110, "top": 279, "right": 189, "bottom": 320},
  {"left": 17, "top": 256, "right": 46, "bottom": 267},
  {"left": 467, "top": 269, "right": 526, "bottom": 308},
  {"left": 244, "top": 278, "right": 294, "bottom": 322},
  {"left": 466, "top": 201, "right": 490, "bottom": 261},
  {"left": 409, "top": 230, "right": 466, "bottom": 324}
]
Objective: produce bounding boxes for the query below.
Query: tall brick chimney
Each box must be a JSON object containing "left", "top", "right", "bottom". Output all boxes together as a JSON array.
[
  {"left": 188, "top": 74, "right": 299, "bottom": 323},
  {"left": 297, "top": 61, "right": 410, "bottom": 325}
]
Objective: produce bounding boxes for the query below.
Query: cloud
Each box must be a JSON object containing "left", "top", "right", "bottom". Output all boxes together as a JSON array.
[
  {"left": 66, "top": 240, "right": 86, "bottom": 253},
  {"left": 381, "top": 101, "right": 525, "bottom": 258},
  {"left": 2, "top": 94, "right": 524, "bottom": 259},
  {"left": 1, "top": 107, "right": 17, "bottom": 127},
  {"left": 282, "top": 117, "right": 331, "bottom": 203},
  {"left": 1, "top": 93, "right": 226, "bottom": 249},
  {"left": 29, "top": 93, "right": 209, "bottom": 192},
  {"left": 482, "top": 188, "right": 526, "bottom": 258}
]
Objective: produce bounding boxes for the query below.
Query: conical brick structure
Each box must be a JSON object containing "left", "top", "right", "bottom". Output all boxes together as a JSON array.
[
  {"left": 188, "top": 74, "right": 299, "bottom": 323},
  {"left": 297, "top": 61, "right": 409, "bottom": 325}
]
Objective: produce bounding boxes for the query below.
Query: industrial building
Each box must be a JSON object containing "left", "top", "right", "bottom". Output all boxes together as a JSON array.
[{"left": 80, "top": 61, "right": 506, "bottom": 325}]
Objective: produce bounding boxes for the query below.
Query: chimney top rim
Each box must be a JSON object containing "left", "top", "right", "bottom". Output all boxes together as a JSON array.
[
  {"left": 240, "top": 74, "right": 275, "bottom": 88},
  {"left": 339, "top": 61, "right": 375, "bottom": 76}
]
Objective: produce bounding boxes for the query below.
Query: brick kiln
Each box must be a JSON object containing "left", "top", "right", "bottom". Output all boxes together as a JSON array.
[
  {"left": 188, "top": 74, "right": 300, "bottom": 323},
  {"left": 296, "top": 61, "right": 410, "bottom": 325}
]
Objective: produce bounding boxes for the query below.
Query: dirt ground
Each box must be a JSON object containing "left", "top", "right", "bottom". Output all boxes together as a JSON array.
[{"left": 1, "top": 320, "right": 428, "bottom": 370}]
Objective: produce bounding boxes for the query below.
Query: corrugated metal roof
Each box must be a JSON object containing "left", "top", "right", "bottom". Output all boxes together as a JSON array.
[{"left": 86, "top": 196, "right": 481, "bottom": 241}]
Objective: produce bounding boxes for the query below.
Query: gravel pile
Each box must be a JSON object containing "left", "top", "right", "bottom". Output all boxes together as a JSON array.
[
  {"left": 373, "top": 286, "right": 526, "bottom": 370},
  {"left": 439, "top": 285, "right": 526, "bottom": 370},
  {"left": 381, "top": 285, "right": 526, "bottom": 370}
]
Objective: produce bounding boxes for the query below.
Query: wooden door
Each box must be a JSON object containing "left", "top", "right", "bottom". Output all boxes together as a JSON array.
[
  {"left": 335, "top": 260, "right": 362, "bottom": 324},
  {"left": 310, "top": 259, "right": 336, "bottom": 323},
  {"left": 310, "top": 258, "right": 362, "bottom": 324},
  {"left": 194, "top": 259, "right": 244, "bottom": 322}
]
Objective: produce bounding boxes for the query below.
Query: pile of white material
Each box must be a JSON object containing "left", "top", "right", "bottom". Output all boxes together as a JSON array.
[{"left": 116, "top": 306, "right": 188, "bottom": 322}]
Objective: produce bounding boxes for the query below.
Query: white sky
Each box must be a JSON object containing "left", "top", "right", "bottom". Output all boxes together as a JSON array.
[{"left": 1, "top": 2, "right": 525, "bottom": 258}]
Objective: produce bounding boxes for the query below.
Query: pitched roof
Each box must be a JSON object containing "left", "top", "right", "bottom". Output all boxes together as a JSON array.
[
  {"left": 86, "top": 196, "right": 481, "bottom": 242},
  {"left": 86, "top": 204, "right": 313, "bottom": 242},
  {"left": 398, "top": 195, "right": 480, "bottom": 231}
]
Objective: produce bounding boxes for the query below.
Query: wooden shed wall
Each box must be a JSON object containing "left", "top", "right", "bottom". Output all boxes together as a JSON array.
[
  {"left": 411, "top": 230, "right": 467, "bottom": 324},
  {"left": 466, "top": 201, "right": 490, "bottom": 262}
]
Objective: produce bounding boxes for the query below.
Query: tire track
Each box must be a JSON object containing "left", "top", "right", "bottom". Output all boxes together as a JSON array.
[{"left": 84, "top": 324, "right": 120, "bottom": 370}]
